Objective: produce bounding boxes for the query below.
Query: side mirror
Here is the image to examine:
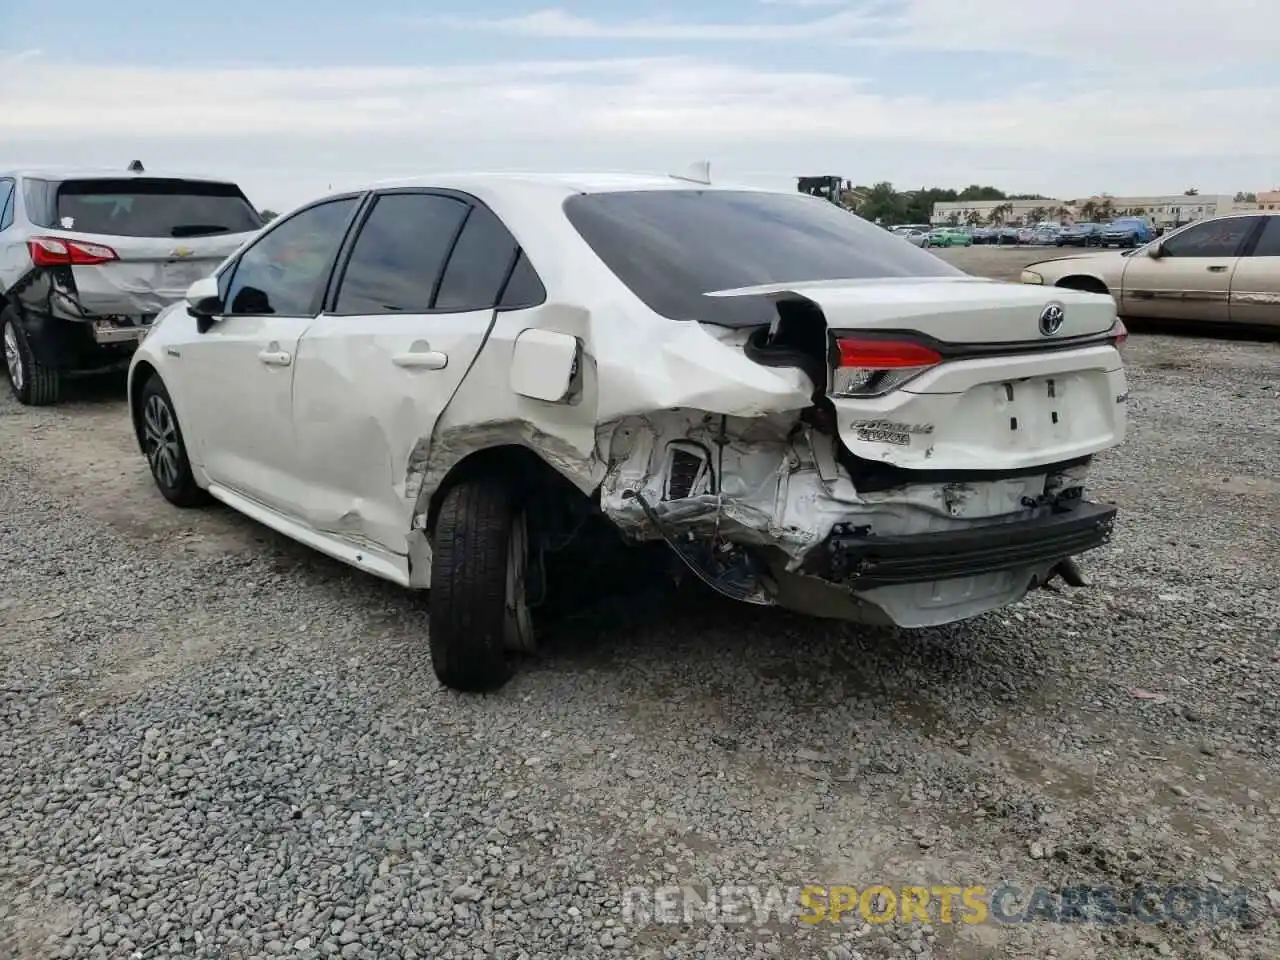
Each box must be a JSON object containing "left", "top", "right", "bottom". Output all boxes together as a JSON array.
[
  {"left": 186, "top": 275, "right": 223, "bottom": 320},
  {"left": 1146, "top": 242, "right": 1164, "bottom": 259}
]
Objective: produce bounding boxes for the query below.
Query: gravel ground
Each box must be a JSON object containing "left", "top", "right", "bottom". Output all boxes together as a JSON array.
[{"left": 2, "top": 250, "right": 1278, "bottom": 959}]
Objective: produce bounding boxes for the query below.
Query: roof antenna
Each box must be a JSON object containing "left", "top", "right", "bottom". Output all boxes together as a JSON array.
[
  {"left": 670, "top": 160, "right": 711, "bottom": 185},
  {"left": 127, "top": 159, "right": 145, "bottom": 173}
]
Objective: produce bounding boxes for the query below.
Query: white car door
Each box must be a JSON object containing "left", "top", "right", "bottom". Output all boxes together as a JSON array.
[
  {"left": 290, "top": 190, "right": 536, "bottom": 559},
  {"left": 179, "top": 195, "right": 361, "bottom": 517}
]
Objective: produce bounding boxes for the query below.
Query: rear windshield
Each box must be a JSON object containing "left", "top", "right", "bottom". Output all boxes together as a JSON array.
[
  {"left": 49, "top": 178, "right": 262, "bottom": 238},
  {"left": 563, "top": 189, "right": 963, "bottom": 326}
]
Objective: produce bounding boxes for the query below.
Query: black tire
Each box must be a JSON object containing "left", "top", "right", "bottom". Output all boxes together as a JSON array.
[
  {"left": 429, "top": 477, "right": 530, "bottom": 693},
  {"left": 138, "top": 375, "right": 210, "bottom": 508},
  {"left": 2, "top": 308, "right": 60, "bottom": 406}
]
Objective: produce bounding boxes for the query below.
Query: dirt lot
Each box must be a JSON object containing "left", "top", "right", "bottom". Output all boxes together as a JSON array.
[{"left": 1, "top": 247, "right": 1278, "bottom": 960}]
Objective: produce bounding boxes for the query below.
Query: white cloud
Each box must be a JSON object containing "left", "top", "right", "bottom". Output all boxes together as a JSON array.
[
  {"left": 424, "top": 6, "right": 887, "bottom": 41},
  {"left": 874, "top": 0, "right": 1280, "bottom": 62},
  {"left": 432, "top": 1, "right": 1280, "bottom": 67},
  {"left": 3, "top": 50, "right": 1277, "bottom": 209},
  {"left": 758, "top": 0, "right": 848, "bottom": 7}
]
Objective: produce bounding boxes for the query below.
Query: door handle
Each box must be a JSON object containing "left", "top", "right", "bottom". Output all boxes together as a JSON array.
[
  {"left": 1207, "top": 265, "right": 1228, "bottom": 272},
  {"left": 392, "top": 350, "right": 448, "bottom": 370},
  {"left": 258, "top": 349, "right": 292, "bottom": 366}
]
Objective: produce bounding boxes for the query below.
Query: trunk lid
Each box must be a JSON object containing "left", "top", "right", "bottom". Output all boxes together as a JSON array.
[
  {"left": 710, "top": 276, "right": 1116, "bottom": 344},
  {"left": 717, "top": 277, "right": 1127, "bottom": 473},
  {"left": 55, "top": 231, "right": 251, "bottom": 317}
]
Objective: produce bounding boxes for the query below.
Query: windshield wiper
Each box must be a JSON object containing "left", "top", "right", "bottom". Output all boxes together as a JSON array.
[{"left": 170, "top": 224, "right": 230, "bottom": 237}]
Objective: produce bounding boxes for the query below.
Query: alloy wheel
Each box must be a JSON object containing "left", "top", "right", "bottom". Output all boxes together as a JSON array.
[
  {"left": 3, "top": 321, "right": 23, "bottom": 392},
  {"left": 142, "top": 393, "right": 181, "bottom": 489}
]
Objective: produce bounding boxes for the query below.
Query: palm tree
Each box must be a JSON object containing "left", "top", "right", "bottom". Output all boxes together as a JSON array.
[
  {"left": 989, "top": 202, "right": 1015, "bottom": 226},
  {"left": 965, "top": 210, "right": 984, "bottom": 227},
  {"left": 1028, "top": 206, "right": 1048, "bottom": 223},
  {"left": 1097, "top": 198, "right": 1116, "bottom": 221},
  {"left": 1080, "top": 200, "right": 1098, "bottom": 222},
  {"left": 946, "top": 213, "right": 960, "bottom": 226}
]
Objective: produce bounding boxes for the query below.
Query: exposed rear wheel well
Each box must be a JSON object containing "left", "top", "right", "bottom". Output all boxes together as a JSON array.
[
  {"left": 1055, "top": 276, "right": 1110, "bottom": 296},
  {"left": 129, "top": 361, "right": 159, "bottom": 452},
  {"left": 424, "top": 443, "right": 643, "bottom": 616},
  {"left": 424, "top": 445, "right": 585, "bottom": 539}
]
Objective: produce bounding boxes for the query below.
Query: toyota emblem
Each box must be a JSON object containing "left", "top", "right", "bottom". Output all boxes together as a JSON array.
[{"left": 1039, "top": 302, "right": 1065, "bottom": 336}]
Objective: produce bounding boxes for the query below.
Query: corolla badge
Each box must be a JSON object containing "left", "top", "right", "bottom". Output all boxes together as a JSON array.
[{"left": 1038, "top": 302, "right": 1065, "bottom": 336}]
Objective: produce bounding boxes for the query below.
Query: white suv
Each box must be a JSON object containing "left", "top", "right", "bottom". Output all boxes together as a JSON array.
[
  {"left": 127, "top": 172, "right": 1128, "bottom": 692},
  {"left": 0, "top": 167, "right": 263, "bottom": 405}
]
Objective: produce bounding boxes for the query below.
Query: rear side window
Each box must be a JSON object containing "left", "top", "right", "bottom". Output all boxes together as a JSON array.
[
  {"left": 499, "top": 251, "right": 546, "bottom": 309},
  {"left": 0, "top": 179, "right": 14, "bottom": 231},
  {"left": 563, "top": 189, "right": 962, "bottom": 326},
  {"left": 334, "top": 193, "right": 469, "bottom": 314},
  {"left": 1249, "top": 217, "right": 1280, "bottom": 256},
  {"left": 1160, "top": 217, "right": 1259, "bottom": 259},
  {"left": 434, "top": 203, "right": 521, "bottom": 312},
  {"left": 49, "top": 178, "right": 262, "bottom": 238}
]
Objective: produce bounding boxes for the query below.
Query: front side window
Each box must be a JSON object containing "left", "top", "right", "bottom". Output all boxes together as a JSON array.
[
  {"left": 334, "top": 193, "right": 470, "bottom": 314},
  {"left": 224, "top": 197, "right": 359, "bottom": 316},
  {"left": 1160, "top": 217, "right": 1259, "bottom": 258},
  {"left": 563, "top": 189, "right": 963, "bottom": 326}
]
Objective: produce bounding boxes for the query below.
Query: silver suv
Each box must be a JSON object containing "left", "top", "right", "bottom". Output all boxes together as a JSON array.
[{"left": 0, "top": 167, "right": 263, "bottom": 405}]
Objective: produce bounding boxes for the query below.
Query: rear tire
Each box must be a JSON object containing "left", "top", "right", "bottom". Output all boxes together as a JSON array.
[
  {"left": 2, "top": 308, "right": 60, "bottom": 406},
  {"left": 139, "top": 375, "right": 211, "bottom": 508},
  {"left": 428, "top": 477, "right": 532, "bottom": 693}
]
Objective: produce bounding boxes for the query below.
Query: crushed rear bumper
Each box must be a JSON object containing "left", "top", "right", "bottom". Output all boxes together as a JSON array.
[{"left": 809, "top": 500, "right": 1117, "bottom": 588}]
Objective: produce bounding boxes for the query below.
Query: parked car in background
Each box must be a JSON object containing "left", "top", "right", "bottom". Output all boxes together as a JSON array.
[
  {"left": 1016, "top": 227, "right": 1036, "bottom": 244},
  {"left": 995, "top": 225, "right": 1021, "bottom": 246},
  {"left": 1021, "top": 211, "right": 1280, "bottom": 328},
  {"left": 970, "top": 227, "right": 997, "bottom": 245},
  {"left": 1057, "top": 223, "right": 1104, "bottom": 247},
  {"left": 893, "top": 228, "right": 930, "bottom": 247},
  {"left": 928, "top": 226, "right": 973, "bottom": 247},
  {"left": 0, "top": 167, "right": 263, "bottom": 405},
  {"left": 1032, "top": 225, "right": 1062, "bottom": 245},
  {"left": 128, "top": 171, "right": 1127, "bottom": 692},
  {"left": 1101, "top": 217, "right": 1154, "bottom": 248}
]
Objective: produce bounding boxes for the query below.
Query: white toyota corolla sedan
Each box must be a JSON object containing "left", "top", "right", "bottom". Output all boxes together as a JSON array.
[{"left": 127, "top": 170, "right": 1128, "bottom": 692}]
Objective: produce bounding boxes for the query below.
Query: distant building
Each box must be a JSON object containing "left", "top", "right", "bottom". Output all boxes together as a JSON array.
[
  {"left": 1256, "top": 190, "right": 1280, "bottom": 211},
  {"left": 1073, "top": 194, "right": 1240, "bottom": 228},
  {"left": 930, "top": 198, "right": 1066, "bottom": 226},
  {"left": 930, "top": 193, "right": 1247, "bottom": 227}
]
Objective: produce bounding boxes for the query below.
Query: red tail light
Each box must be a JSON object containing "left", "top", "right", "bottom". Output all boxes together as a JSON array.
[
  {"left": 1111, "top": 318, "right": 1128, "bottom": 346},
  {"left": 28, "top": 237, "right": 119, "bottom": 267},
  {"left": 833, "top": 337, "right": 942, "bottom": 397}
]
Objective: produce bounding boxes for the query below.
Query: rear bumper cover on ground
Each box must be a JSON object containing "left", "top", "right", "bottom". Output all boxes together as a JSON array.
[{"left": 811, "top": 500, "right": 1118, "bottom": 588}]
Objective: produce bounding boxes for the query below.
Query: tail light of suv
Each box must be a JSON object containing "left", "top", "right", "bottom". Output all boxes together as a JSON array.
[{"left": 28, "top": 237, "right": 119, "bottom": 267}]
